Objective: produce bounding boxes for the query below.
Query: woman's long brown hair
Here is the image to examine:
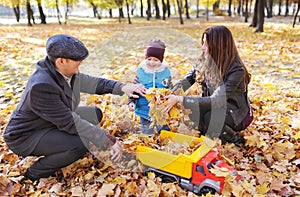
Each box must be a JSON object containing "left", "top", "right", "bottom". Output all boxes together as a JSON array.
[{"left": 201, "top": 25, "right": 251, "bottom": 90}]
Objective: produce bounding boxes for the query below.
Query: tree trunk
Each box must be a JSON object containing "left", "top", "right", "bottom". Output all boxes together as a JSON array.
[
  {"left": 13, "top": 6, "right": 20, "bottom": 22},
  {"left": 36, "top": 0, "right": 46, "bottom": 24},
  {"left": 55, "top": 0, "right": 61, "bottom": 25},
  {"left": 184, "top": 0, "right": 190, "bottom": 19},
  {"left": 26, "top": 1, "right": 34, "bottom": 26},
  {"left": 250, "top": 0, "right": 258, "bottom": 27},
  {"left": 30, "top": 5, "right": 35, "bottom": 24},
  {"left": 206, "top": 0, "right": 209, "bottom": 21},
  {"left": 140, "top": 0, "right": 144, "bottom": 17},
  {"left": 154, "top": 0, "right": 161, "bottom": 19},
  {"left": 268, "top": 0, "right": 273, "bottom": 17},
  {"left": 245, "top": 0, "right": 249, "bottom": 22},
  {"left": 119, "top": 8, "right": 124, "bottom": 18},
  {"left": 278, "top": 0, "right": 282, "bottom": 15},
  {"left": 241, "top": 0, "right": 245, "bottom": 15},
  {"left": 65, "top": 0, "right": 69, "bottom": 24},
  {"left": 196, "top": 0, "right": 200, "bottom": 18},
  {"left": 237, "top": 0, "right": 241, "bottom": 16},
  {"left": 293, "top": 0, "right": 300, "bottom": 27},
  {"left": 147, "top": 0, "right": 151, "bottom": 20},
  {"left": 285, "top": 0, "right": 289, "bottom": 16},
  {"left": 91, "top": 2, "right": 101, "bottom": 19},
  {"left": 126, "top": 0, "right": 132, "bottom": 24},
  {"left": 255, "top": 0, "right": 265, "bottom": 32},
  {"left": 167, "top": 0, "right": 171, "bottom": 17},
  {"left": 131, "top": 3, "right": 135, "bottom": 15},
  {"left": 109, "top": 9, "right": 113, "bottom": 18},
  {"left": 162, "top": 0, "right": 166, "bottom": 20},
  {"left": 228, "top": 0, "right": 232, "bottom": 16},
  {"left": 176, "top": 0, "right": 184, "bottom": 24},
  {"left": 265, "top": 0, "right": 270, "bottom": 18}
]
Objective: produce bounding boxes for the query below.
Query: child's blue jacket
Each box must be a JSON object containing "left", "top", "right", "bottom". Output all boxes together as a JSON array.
[{"left": 134, "top": 60, "right": 171, "bottom": 120}]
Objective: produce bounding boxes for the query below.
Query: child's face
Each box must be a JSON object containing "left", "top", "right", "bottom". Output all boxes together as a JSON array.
[{"left": 145, "top": 57, "right": 162, "bottom": 69}]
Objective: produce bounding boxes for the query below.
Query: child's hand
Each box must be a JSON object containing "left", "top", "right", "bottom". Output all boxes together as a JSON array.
[{"left": 128, "top": 102, "right": 135, "bottom": 111}]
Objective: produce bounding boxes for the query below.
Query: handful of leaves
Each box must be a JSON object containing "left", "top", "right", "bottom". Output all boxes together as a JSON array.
[{"left": 145, "top": 88, "right": 181, "bottom": 128}]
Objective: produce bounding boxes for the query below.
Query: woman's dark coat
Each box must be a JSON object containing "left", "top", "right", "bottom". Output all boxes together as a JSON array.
[{"left": 177, "top": 60, "right": 251, "bottom": 127}]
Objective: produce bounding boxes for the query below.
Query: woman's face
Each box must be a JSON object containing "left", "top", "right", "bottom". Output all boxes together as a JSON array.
[{"left": 202, "top": 34, "right": 209, "bottom": 57}]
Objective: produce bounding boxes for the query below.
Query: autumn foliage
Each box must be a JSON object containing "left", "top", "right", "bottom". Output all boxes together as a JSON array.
[{"left": 0, "top": 18, "right": 299, "bottom": 196}]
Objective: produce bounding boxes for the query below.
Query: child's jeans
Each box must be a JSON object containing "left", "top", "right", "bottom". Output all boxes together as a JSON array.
[{"left": 140, "top": 117, "right": 170, "bottom": 135}]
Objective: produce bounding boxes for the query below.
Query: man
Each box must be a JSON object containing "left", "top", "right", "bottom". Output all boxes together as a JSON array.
[{"left": 3, "top": 34, "right": 146, "bottom": 181}]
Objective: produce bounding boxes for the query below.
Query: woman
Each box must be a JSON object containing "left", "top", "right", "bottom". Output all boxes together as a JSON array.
[{"left": 164, "top": 26, "right": 253, "bottom": 146}]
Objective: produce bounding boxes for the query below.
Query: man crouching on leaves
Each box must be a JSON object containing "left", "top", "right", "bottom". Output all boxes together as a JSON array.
[{"left": 3, "top": 34, "right": 146, "bottom": 182}]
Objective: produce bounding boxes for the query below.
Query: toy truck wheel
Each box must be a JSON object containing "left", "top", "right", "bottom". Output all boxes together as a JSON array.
[
  {"left": 161, "top": 175, "right": 177, "bottom": 183},
  {"left": 199, "top": 186, "right": 216, "bottom": 195},
  {"left": 144, "top": 167, "right": 178, "bottom": 183}
]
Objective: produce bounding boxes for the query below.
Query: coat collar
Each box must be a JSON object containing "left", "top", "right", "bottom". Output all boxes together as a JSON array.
[
  {"left": 38, "top": 57, "right": 74, "bottom": 100},
  {"left": 139, "top": 59, "right": 168, "bottom": 73}
]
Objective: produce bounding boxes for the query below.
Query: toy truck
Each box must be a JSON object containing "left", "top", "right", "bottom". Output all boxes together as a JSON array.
[{"left": 136, "top": 130, "right": 240, "bottom": 195}]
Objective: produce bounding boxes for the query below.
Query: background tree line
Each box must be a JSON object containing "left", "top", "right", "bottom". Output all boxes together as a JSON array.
[{"left": 0, "top": 0, "right": 299, "bottom": 31}]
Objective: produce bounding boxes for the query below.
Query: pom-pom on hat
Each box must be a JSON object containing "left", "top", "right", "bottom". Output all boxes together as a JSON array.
[
  {"left": 46, "top": 34, "right": 89, "bottom": 61},
  {"left": 145, "top": 39, "right": 166, "bottom": 62}
]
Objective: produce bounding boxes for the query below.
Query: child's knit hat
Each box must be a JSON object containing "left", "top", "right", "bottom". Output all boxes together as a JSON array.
[{"left": 145, "top": 39, "right": 166, "bottom": 62}]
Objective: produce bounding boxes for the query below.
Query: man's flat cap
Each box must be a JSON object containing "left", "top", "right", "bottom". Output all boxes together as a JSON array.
[{"left": 46, "top": 34, "right": 89, "bottom": 61}]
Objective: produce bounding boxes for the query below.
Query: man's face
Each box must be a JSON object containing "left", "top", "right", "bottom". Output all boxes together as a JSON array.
[
  {"left": 66, "top": 59, "right": 82, "bottom": 76},
  {"left": 56, "top": 58, "right": 83, "bottom": 77}
]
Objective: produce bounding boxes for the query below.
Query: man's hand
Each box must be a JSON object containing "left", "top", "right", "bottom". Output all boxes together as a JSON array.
[
  {"left": 121, "top": 84, "right": 146, "bottom": 98},
  {"left": 110, "top": 140, "right": 123, "bottom": 163}
]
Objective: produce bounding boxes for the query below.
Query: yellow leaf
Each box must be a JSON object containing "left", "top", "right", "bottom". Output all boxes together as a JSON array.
[
  {"left": 147, "top": 179, "right": 159, "bottom": 192},
  {"left": 86, "top": 95, "right": 98, "bottom": 105},
  {"left": 209, "top": 166, "right": 231, "bottom": 177},
  {"left": 97, "top": 183, "right": 116, "bottom": 197},
  {"left": 256, "top": 182, "right": 269, "bottom": 194},
  {"left": 294, "top": 132, "right": 300, "bottom": 140},
  {"left": 147, "top": 171, "right": 156, "bottom": 180},
  {"left": 71, "top": 186, "right": 83, "bottom": 197},
  {"left": 253, "top": 195, "right": 266, "bottom": 197},
  {"left": 230, "top": 183, "right": 244, "bottom": 197},
  {"left": 169, "top": 107, "right": 180, "bottom": 118},
  {"left": 112, "top": 177, "right": 127, "bottom": 184},
  {"left": 84, "top": 171, "right": 95, "bottom": 180},
  {"left": 278, "top": 115, "right": 291, "bottom": 125},
  {"left": 145, "top": 92, "right": 156, "bottom": 101}
]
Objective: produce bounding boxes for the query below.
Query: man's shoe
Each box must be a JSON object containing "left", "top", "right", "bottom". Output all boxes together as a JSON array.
[{"left": 25, "top": 169, "right": 40, "bottom": 182}]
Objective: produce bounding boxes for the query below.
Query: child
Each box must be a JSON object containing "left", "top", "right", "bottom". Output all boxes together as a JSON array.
[{"left": 128, "top": 39, "right": 172, "bottom": 134}]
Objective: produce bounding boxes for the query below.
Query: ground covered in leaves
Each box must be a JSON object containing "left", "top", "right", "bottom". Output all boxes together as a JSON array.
[{"left": 0, "top": 17, "right": 299, "bottom": 196}]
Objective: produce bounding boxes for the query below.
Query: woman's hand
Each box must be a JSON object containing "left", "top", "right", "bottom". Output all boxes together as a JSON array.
[
  {"left": 128, "top": 102, "right": 135, "bottom": 111},
  {"left": 121, "top": 84, "right": 146, "bottom": 98},
  {"left": 163, "top": 94, "right": 183, "bottom": 112},
  {"left": 110, "top": 140, "right": 123, "bottom": 163}
]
